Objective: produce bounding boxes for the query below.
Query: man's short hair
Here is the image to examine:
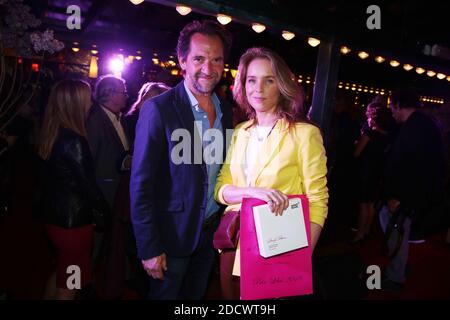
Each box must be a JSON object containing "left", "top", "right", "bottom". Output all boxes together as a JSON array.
[
  {"left": 94, "top": 75, "right": 125, "bottom": 105},
  {"left": 390, "top": 88, "right": 422, "bottom": 109},
  {"left": 176, "top": 20, "right": 232, "bottom": 61}
]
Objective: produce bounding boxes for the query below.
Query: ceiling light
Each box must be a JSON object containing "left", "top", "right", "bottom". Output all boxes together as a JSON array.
[
  {"left": 91, "top": 49, "right": 98, "bottom": 55},
  {"left": 416, "top": 67, "right": 425, "bottom": 74},
  {"left": 72, "top": 47, "right": 80, "bottom": 52},
  {"left": 217, "top": 14, "right": 232, "bottom": 25},
  {"left": 340, "top": 46, "right": 351, "bottom": 54},
  {"left": 251, "top": 23, "right": 266, "bottom": 33},
  {"left": 129, "top": 0, "right": 145, "bottom": 4},
  {"left": 307, "top": 37, "right": 320, "bottom": 47},
  {"left": 390, "top": 60, "right": 400, "bottom": 67},
  {"left": 282, "top": 31, "right": 295, "bottom": 41},
  {"left": 403, "top": 64, "right": 413, "bottom": 71},
  {"left": 176, "top": 4, "right": 192, "bottom": 16},
  {"left": 375, "top": 56, "right": 385, "bottom": 63},
  {"left": 358, "top": 51, "right": 369, "bottom": 59}
]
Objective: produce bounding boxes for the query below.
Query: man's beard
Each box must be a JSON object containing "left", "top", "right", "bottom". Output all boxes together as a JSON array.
[{"left": 192, "top": 74, "right": 218, "bottom": 95}]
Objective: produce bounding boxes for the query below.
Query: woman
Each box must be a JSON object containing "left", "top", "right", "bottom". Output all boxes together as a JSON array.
[
  {"left": 38, "top": 79, "right": 109, "bottom": 300},
  {"left": 125, "top": 82, "right": 170, "bottom": 143},
  {"left": 214, "top": 47, "right": 328, "bottom": 299},
  {"left": 351, "top": 101, "right": 395, "bottom": 243}
]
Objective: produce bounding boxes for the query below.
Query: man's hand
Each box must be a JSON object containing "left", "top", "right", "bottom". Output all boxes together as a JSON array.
[{"left": 142, "top": 253, "right": 167, "bottom": 280}]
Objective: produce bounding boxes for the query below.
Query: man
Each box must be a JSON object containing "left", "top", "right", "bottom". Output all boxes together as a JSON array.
[
  {"left": 380, "top": 88, "right": 445, "bottom": 290},
  {"left": 130, "top": 20, "right": 232, "bottom": 299},
  {"left": 87, "top": 75, "right": 131, "bottom": 291},
  {"left": 88, "top": 75, "right": 130, "bottom": 208}
]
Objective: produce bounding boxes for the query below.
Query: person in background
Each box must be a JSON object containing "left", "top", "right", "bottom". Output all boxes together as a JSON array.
[
  {"left": 125, "top": 82, "right": 170, "bottom": 144},
  {"left": 87, "top": 75, "right": 131, "bottom": 275},
  {"left": 380, "top": 88, "right": 445, "bottom": 290},
  {"left": 37, "top": 79, "right": 109, "bottom": 300},
  {"left": 351, "top": 101, "right": 395, "bottom": 243}
]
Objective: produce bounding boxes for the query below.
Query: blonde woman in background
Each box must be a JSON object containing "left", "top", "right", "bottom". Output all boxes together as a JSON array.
[
  {"left": 38, "top": 79, "right": 109, "bottom": 300},
  {"left": 125, "top": 82, "right": 170, "bottom": 143}
]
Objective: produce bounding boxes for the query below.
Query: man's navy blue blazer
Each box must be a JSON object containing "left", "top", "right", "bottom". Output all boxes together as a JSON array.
[{"left": 130, "top": 81, "right": 232, "bottom": 260}]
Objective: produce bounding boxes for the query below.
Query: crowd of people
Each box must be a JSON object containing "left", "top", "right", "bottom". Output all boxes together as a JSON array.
[{"left": 0, "top": 19, "right": 449, "bottom": 300}]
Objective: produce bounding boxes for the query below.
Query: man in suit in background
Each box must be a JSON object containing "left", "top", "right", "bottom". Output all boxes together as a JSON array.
[
  {"left": 130, "top": 20, "right": 233, "bottom": 299},
  {"left": 88, "top": 75, "right": 130, "bottom": 208},
  {"left": 87, "top": 75, "right": 130, "bottom": 277}
]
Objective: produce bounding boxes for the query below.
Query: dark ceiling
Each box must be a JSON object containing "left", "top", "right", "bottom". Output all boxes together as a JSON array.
[{"left": 27, "top": 0, "right": 450, "bottom": 98}]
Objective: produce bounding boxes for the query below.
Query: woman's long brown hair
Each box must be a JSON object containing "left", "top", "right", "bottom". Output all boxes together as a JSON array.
[{"left": 38, "top": 79, "right": 92, "bottom": 160}]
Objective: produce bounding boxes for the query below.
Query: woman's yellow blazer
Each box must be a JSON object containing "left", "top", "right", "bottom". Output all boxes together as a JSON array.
[{"left": 214, "top": 118, "right": 328, "bottom": 227}]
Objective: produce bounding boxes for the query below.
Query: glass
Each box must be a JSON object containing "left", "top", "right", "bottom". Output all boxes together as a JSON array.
[{"left": 114, "top": 91, "right": 129, "bottom": 97}]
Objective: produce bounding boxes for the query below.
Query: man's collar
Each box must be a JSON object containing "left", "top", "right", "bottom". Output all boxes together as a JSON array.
[
  {"left": 101, "top": 105, "right": 121, "bottom": 120},
  {"left": 183, "top": 80, "right": 221, "bottom": 113}
]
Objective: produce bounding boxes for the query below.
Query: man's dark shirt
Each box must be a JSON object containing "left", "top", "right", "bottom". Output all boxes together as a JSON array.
[{"left": 384, "top": 111, "right": 445, "bottom": 213}]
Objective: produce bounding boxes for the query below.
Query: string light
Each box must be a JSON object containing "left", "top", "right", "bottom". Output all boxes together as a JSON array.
[
  {"left": 390, "top": 60, "right": 400, "bottom": 67},
  {"left": 251, "top": 23, "right": 266, "bottom": 33},
  {"left": 175, "top": 4, "right": 192, "bottom": 16},
  {"left": 307, "top": 37, "right": 320, "bottom": 47},
  {"left": 282, "top": 31, "right": 295, "bottom": 41},
  {"left": 217, "top": 14, "right": 232, "bottom": 25},
  {"left": 375, "top": 56, "right": 385, "bottom": 63},
  {"left": 403, "top": 64, "right": 413, "bottom": 71},
  {"left": 340, "top": 46, "right": 351, "bottom": 54},
  {"left": 358, "top": 51, "right": 369, "bottom": 59},
  {"left": 427, "top": 70, "right": 436, "bottom": 77},
  {"left": 416, "top": 67, "right": 425, "bottom": 74}
]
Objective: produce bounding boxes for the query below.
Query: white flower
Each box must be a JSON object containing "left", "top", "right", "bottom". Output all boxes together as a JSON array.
[
  {"left": 30, "top": 29, "right": 64, "bottom": 54},
  {"left": 1, "top": 0, "right": 63, "bottom": 56}
]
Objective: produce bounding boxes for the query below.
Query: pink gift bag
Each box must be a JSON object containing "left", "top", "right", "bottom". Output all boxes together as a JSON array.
[{"left": 240, "top": 195, "right": 313, "bottom": 300}]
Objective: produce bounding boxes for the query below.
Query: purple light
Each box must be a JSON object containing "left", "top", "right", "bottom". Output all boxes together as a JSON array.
[{"left": 109, "top": 58, "right": 124, "bottom": 73}]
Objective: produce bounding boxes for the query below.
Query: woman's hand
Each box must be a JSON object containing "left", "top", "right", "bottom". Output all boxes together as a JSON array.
[{"left": 248, "top": 187, "right": 289, "bottom": 215}]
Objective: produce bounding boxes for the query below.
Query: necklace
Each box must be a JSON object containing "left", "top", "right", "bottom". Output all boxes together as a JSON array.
[{"left": 254, "top": 119, "right": 279, "bottom": 142}]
